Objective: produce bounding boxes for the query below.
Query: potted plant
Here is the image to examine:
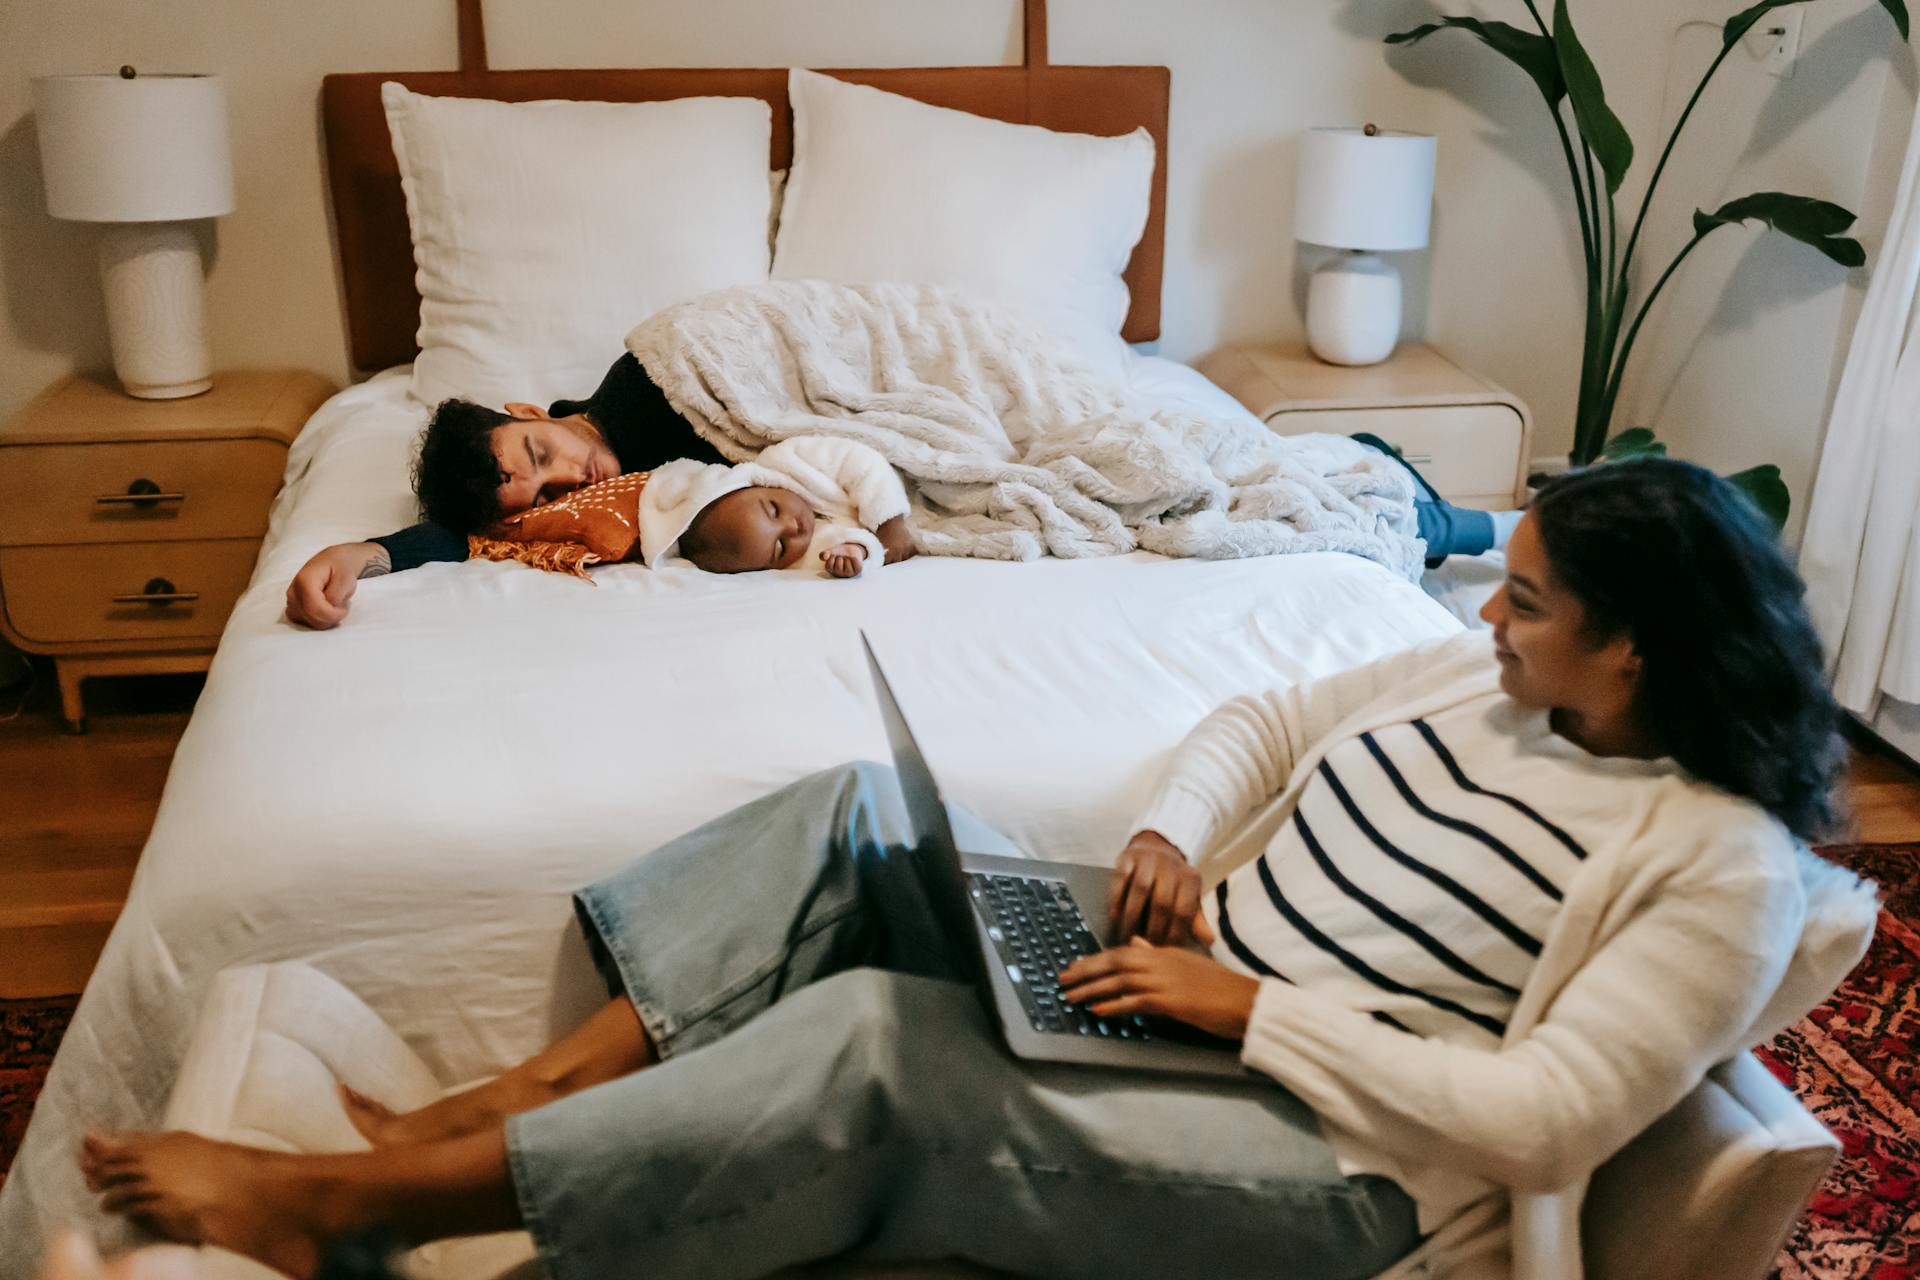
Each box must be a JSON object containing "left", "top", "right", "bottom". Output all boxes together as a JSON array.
[{"left": 1385, "top": 0, "right": 1910, "bottom": 527}]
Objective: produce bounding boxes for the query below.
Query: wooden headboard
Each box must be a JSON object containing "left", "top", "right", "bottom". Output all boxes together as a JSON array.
[{"left": 320, "top": 0, "right": 1170, "bottom": 374}]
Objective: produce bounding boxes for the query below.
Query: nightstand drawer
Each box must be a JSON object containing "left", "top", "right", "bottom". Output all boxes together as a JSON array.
[
  {"left": 0, "top": 541, "right": 258, "bottom": 645},
  {"left": 0, "top": 438, "right": 289, "bottom": 547},
  {"left": 1266, "top": 404, "right": 1526, "bottom": 508}
]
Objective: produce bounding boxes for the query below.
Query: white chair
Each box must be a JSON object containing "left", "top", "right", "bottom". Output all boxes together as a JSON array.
[{"left": 168, "top": 962, "right": 1838, "bottom": 1280}]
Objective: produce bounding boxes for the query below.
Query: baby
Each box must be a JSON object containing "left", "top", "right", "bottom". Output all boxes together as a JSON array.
[{"left": 641, "top": 435, "right": 913, "bottom": 577}]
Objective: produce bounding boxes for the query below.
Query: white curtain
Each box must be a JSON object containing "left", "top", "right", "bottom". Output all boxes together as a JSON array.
[{"left": 1800, "top": 86, "right": 1920, "bottom": 715}]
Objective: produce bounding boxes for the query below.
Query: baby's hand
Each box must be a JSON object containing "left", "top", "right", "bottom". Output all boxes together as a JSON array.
[
  {"left": 876, "top": 515, "right": 916, "bottom": 564},
  {"left": 823, "top": 543, "right": 868, "bottom": 578}
]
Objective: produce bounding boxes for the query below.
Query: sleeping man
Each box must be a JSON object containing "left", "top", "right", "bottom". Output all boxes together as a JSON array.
[
  {"left": 286, "top": 293, "right": 1516, "bottom": 629},
  {"left": 286, "top": 353, "right": 777, "bottom": 628}
]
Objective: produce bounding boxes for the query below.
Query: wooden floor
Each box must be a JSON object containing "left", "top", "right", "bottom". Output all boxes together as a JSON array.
[
  {"left": 1845, "top": 738, "right": 1920, "bottom": 844},
  {"left": 0, "top": 665, "right": 203, "bottom": 997},
  {"left": 4, "top": 662, "right": 1920, "bottom": 998}
]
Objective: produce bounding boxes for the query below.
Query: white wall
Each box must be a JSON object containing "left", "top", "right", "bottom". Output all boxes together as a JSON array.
[
  {"left": 0, "top": 1, "right": 1581, "bottom": 427},
  {"left": 1, "top": 0, "right": 456, "bottom": 421},
  {"left": 1613, "top": 0, "right": 1914, "bottom": 542},
  {"left": 0, "top": 0, "right": 1908, "bottom": 532}
]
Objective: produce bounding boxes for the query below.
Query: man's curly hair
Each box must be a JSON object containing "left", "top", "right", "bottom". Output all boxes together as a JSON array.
[{"left": 414, "top": 399, "right": 512, "bottom": 533}]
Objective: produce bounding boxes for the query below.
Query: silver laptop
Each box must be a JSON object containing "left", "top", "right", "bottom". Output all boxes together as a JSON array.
[{"left": 861, "top": 634, "right": 1246, "bottom": 1077}]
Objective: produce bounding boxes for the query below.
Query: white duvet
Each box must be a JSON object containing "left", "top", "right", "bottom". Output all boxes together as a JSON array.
[{"left": 0, "top": 358, "right": 1461, "bottom": 1271}]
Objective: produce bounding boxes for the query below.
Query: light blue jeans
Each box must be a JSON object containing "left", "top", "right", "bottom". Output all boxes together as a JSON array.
[{"left": 506, "top": 763, "right": 1419, "bottom": 1280}]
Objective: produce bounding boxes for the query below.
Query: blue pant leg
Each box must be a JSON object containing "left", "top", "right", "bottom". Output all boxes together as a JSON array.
[
  {"left": 572, "top": 761, "right": 965, "bottom": 1059},
  {"left": 1352, "top": 430, "right": 1497, "bottom": 562},
  {"left": 1414, "top": 497, "right": 1497, "bottom": 560},
  {"left": 509, "top": 970, "right": 1418, "bottom": 1280}
]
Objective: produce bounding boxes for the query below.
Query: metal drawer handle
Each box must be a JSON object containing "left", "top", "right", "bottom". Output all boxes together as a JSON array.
[
  {"left": 1385, "top": 445, "right": 1436, "bottom": 466},
  {"left": 95, "top": 478, "right": 185, "bottom": 507},
  {"left": 112, "top": 577, "right": 199, "bottom": 606}
]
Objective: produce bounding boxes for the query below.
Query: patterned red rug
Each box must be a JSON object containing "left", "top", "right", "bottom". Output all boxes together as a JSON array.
[
  {"left": 0, "top": 844, "right": 1916, "bottom": 1276},
  {"left": 1760, "top": 843, "right": 1920, "bottom": 1280},
  {"left": 1, "top": 992, "right": 76, "bottom": 1192}
]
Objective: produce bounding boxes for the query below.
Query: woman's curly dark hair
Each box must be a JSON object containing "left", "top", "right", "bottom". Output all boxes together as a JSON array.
[
  {"left": 414, "top": 398, "right": 512, "bottom": 533},
  {"left": 1530, "top": 459, "right": 1844, "bottom": 841}
]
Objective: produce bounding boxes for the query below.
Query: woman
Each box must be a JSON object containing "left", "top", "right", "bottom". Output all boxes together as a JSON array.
[{"left": 86, "top": 459, "right": 1847, "bottom": 1280}]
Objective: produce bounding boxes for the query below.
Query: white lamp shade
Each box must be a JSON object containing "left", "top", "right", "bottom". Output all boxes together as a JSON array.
[
  {"left": 32, "top": 73, "right": 234, "bottom": 222},
  {"left": 1293, "top": 127, "right": 1435, "bottom": 252}
]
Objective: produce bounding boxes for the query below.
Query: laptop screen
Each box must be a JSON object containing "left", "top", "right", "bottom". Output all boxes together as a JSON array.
[{"left": 860, "top": 634, "right": 996, "bottom": 997}]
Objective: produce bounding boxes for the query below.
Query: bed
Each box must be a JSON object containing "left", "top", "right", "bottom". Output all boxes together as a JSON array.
[
  {"left": 0, "top": 351, "right": 1463, "bottom": 1264},
  {"left": 0, "top": 19, "right": 1466, "bottom": 1238},
  {"left": 0, "top": 5, "right": 1837, "bottom": 1277}
]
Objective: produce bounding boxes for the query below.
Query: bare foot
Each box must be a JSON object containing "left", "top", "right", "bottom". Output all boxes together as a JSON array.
[
  {"left": 341, "top": 997, "right": 655, "bottom": 1150},
  {"left": 80, "top": 1131, "right": 337, "bottom": 1279},
  {"left": 338, "top": 1085, "right": 408, "bottom": 1148},
  {"left": 339, "top": 1082, "right": 508, "bottom": 1149}
]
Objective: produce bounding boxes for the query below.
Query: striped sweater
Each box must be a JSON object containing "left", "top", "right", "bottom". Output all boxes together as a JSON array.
[
  {"left": 1132, "top": 631, "right": 1873, "bottom": 1280},
  {"left": 1204, "top": 692, "right": 1670, "bottom": 1228}
]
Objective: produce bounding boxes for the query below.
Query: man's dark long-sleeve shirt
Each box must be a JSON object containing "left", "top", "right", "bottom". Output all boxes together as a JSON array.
[{"left": 371, "top": 353, "right": 726, "bottom": 572}]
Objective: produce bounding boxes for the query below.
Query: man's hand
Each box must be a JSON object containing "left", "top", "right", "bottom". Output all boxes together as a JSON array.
[
  {"left": 822, "top": 542, "right": 868, "bottom": 579},
  {"left": 875, "top": 516, "right": 916, "bottom": 565},
  {"left": 285, "top": 542, "right": 389, "bottom": 629},
  {"left": 1109, "top": 829, "right": 1202, "bottom": 946},
  {"left": 1058, "top": 930, "right": 1257, "bottom": 1041}
]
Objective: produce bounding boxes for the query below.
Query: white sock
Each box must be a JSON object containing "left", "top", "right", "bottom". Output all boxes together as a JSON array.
[{"left": 1489, "top": 509, "right": 1524, "bottom": 550}]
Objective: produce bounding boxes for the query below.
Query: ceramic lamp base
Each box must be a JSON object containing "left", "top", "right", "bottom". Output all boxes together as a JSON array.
[
  {"left": 99, "top": 222, "right": 212, "bottom": 399},
  {"left": 1306, "top": 251, "right": 1402, "bottom": 367}
]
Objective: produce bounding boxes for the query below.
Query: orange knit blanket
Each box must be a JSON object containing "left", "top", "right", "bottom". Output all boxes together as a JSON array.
[{"left": 466, "top": 471, "right": 650, "bottom": 580}]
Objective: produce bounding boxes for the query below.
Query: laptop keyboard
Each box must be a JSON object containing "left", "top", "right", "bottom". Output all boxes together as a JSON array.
[{"left": 967, "top": 872, "right": 1155, "bottom": 1041}]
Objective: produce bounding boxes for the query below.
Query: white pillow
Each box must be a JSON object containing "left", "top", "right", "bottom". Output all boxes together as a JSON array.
[
  {"left": 772, "top": 68, "right": 1154, "bottom": 378},
  {"left": 769, "top": 168, "right": 787, "bottom": 260},
  {"left": 382, "top": 83, "right": 774, "bottom": 408}
]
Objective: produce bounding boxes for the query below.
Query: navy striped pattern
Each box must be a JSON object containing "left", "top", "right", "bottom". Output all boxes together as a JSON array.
[
  {"left": 1211, "top": 709, "right": 1582, "bottom": 1046},
  {"left": 1410, "top": 720, "right": 1590, "bottom": 862},
  {"left": 1215, "top": 882, "right": 1414, "bottom": 1035}
]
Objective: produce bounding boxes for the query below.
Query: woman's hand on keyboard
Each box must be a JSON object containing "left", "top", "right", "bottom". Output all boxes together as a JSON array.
[
  {"left": 1109, "top": 830, "right": 1203, "bottom": 946},
  {"left": 1057, "top": 935, "right": 1258, "bottom": 1041}
]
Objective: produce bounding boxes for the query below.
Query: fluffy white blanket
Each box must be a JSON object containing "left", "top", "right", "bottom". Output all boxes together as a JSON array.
[{"left": 627, "top": 282, "right": 1425, "bottom": 577}]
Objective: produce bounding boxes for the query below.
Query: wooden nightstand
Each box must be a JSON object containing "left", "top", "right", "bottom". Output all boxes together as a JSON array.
[
  {"left": 0, "top": 370, "right": 336, "bottom": 731},
  {"left": 1196, "top": 342, "right": 1534, "bottom": 509}
]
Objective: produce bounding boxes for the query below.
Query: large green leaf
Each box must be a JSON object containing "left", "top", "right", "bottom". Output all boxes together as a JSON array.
[
  {"left": 1552, "top": 0, "right": 1634, "bottom": 193},
  {"left": 1601, "top": 428, "right": 1668, "bottom": 461},
  {"left": 1888, "top": 0, "right": 1913, "bottom": 41},
  {"left": 1592, "top": 433, "right": 1788, "bottom": 531},
  {"left": 1725, "top": 464, "right": 1790, "bottom": 533},
  {"left": 1387, "top": 17, "right": 1566, "bottom": 103},
  {"left": 1693, "top": 192, "right": 1866, "bottom": 267},
  {"left": 1727, "top": 0, "right": 1909, "bottom": 47}
]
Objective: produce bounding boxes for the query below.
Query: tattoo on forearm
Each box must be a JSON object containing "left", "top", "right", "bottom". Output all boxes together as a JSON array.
[{"left": 358, "top": 547, "right": 392, "bottom": 580}]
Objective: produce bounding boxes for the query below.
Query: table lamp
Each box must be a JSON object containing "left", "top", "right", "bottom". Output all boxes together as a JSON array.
[
  {"left": 1294, "top": 125, "right": 1436, "bottom": 367},
  {"left": 32, "top": 69, "right": 234, "bottom": 399}
]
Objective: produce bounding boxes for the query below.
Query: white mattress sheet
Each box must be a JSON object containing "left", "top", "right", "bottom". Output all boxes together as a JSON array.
[{"left": 0, "top": 357, "right": 1462, "bottom": 1264}]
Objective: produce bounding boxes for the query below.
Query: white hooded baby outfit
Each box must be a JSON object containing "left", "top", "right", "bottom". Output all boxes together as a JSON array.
[{"left": 639, "top": 436, "right": 911, "bottom": 575}]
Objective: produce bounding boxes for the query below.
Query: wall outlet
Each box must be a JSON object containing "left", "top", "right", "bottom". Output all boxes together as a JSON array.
[{"left": 1762, "top": 6, "right": 1806, "bottom": 78}]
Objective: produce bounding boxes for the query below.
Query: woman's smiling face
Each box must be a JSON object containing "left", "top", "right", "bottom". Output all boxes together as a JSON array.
[{"left": 1478, "top": 513, "right": 1642, "bottom": 727}]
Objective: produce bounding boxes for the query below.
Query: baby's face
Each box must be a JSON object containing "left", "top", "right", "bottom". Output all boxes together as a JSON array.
[{"left": 683, "top": 486, "right": 815, "bottom": 572}]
